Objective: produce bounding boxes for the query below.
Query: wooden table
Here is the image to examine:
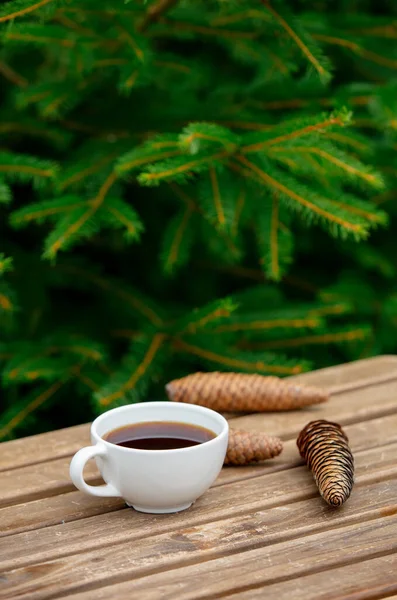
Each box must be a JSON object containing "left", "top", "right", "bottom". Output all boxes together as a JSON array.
[{"left": 1, "top": 355, "right": 397, "bottom": 600}]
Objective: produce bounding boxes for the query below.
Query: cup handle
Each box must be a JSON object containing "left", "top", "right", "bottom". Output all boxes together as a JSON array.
[{"left": 70, "top": 444, "right": 120, "bottom": 497}]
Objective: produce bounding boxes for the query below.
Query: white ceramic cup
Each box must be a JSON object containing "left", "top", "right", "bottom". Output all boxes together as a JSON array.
[{"left": 69, "top": 401, "right": 229, "bottom": 514}]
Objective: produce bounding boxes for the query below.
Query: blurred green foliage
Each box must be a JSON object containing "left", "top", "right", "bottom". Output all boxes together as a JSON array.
[{"left": 1, "top": 0, "right": 397, "bottom": 439}]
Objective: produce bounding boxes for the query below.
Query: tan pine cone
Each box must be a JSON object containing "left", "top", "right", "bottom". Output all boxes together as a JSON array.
[
  {"left": 225, "top": 429, "right": 283, "bottom": 465},
  {"left": 165, "top": 371, "right": 328, "bottom": 412},
  {"left": 297, "top": 419, "right": 354, "bottom": 507}
]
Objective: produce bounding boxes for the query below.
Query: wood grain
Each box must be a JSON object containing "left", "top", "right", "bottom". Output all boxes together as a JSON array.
[
  {"left": 60, "top": 555, "right": 397, "bottom": 600},
  {"left": 0, "top": 492, "right": 124, "bottom": 538},
  {"left": 1, "top": 355, "right": 395, "bottom": 474},
  {"left": 0, "top": 455, "right": 102, "bottom": 509},
  {"left": 1, "top": 441, "right": 396, "bottom": 576},
  {"left": 289, "top": 354, "right": 397, "bottom": 394},
  {"left": 0, "top": 424, "right": 89, "bottom": 473},
  {"left": 2, "top": 377, "right": 397, "bottom": 511},
  {"left": 288, "top": 354, "right": 397, "bottom": 394},
  {"left": 3, "top": 506, "right": 396, "bottom": 600},
  {"left": 214, "top": 554, "right": 397, "bottom": 600},
  {"left": 1, "top": 356, "right": 397, "bottom": 600},
  {"left": 2, "top": 410, "right": 397, "bottom": 537},
  {"left": 230, "top": 377, "right": 397, "bottom": 435}
]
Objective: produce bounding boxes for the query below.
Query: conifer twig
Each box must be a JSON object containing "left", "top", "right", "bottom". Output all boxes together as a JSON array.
[
  {"left": 261, "top": 0, "right": 328, "bottom": 80},
  {"left": 46, "top": 171, "right": 117, "bottom": 258},
  {"left": 72, "top": 369, "right": 100, "bottom": 392},
  {"left": 173, "top": 339, "right": 304, "bottom": 375},
  {"left": 139, "top": 0, "right": 179, "bottom": 32},
  {"left": 270, "top": 193, "right": 280, "bottom": 279},
  {"left": 269, "top": 145, "right": 379, "bottom": 186},
  {"left": 118, "top": 149, "right": 181, "bottom": 174},
  {"left": 0, "top": 0, "right": 54, "bottom": 22},
  {"left": 0, "top": 380, "right": 64, "bottom": 440},
  {"left": 163, "top": 206, "right": 194, "bottom": 273},
  {"left": 213, "top": 316, "right": 320, "bottom": 333},
  {"left": 232, "top": 189, "right": 245, "bottom": 238},
  {"left": 169, "top": 183, "right": 240, "bottom": 257},
  {"left": 0, "top": 164, "right": 54, "bottom": 178},
  {"left": 154, "top": 20, "right": 257, "bottom": 40},
  {"left": 242, "top": 116, "right": 345, "bottom": 153},
  {"left": 59, "top": 154, "right": 119, "bottom": 191},
  {"left": 0, "top": 61, "right": 28, "bottom": 87},
  {"left": 312, "top": 34, "right": 397, "bottom": 70},
  {"left": 233, "top": 155, "right": 366, "bottom": 236},
  {"left": 240, "top": 327, "right": 369, "bottom": 350},
  {"left": 98, "top": 333, "right": 165, "bottom": 406}
]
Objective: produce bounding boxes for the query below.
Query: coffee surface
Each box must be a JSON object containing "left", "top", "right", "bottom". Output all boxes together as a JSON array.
[{"left": 104, "top": 420, "right": 216, "bottom": 450}]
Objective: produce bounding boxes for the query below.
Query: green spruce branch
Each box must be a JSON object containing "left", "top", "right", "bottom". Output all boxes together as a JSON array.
[{"left": 0, "top": 0, "right": 395, "bottom": 437}]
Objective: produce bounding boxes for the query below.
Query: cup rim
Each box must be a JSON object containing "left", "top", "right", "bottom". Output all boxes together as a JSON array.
[{"left": 91, "top": 401, "right": 229, "bottom": 454}]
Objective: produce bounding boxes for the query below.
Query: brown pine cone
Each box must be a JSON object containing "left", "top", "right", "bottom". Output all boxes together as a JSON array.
[
  {"left": 225, "top": 429, "right": 283, "bottom": 465},
  {"left": 297, "top": 419, "right": 354, "bottom": 507},
  {"left": 166, "top": 371, "right": 328, "bottom": 412}
]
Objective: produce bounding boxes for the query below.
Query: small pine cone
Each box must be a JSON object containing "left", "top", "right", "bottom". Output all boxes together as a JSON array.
[
  {"left": 165, "top": 372, "right": 328, "bottom": 412},
  {"left": 224, "top": 429, "right": 283, "bottom": 465},
  {"left": 297, "top": 420, "right": 354, "bottom": 507}
]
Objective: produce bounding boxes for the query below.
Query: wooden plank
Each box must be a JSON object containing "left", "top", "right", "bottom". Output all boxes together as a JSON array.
[
  {"left": 60, "top": 554, "right": 397, "bottom": 600},
  {"left": 2, "top": 411, "right": 397, "bottom": 536},
  {"left": 65, "top": 517, "right": 397, "bottom": 600},
  {"left": 289, "top": 354, "right": 397, "bottom": 394},
  {"left": 216, "top": 555, "right": 397, "bottom": 600},
  {"left": 2, "top": 496, "right": 397, "bottom": 600},
  {"left": 1, "top": 440, "right": 396, "bottom": 573},
  {"left": 230, "top": 377, "right": 397, "bottom": 436},
  {"left": 0, "top": 456, "right": 102, "bottom": 509},
  {"left": 2, "top": 476, "right": 397, "bottom": 574},
  {"left": 2, "top": 376, "right": 397, "bottom": 511},
  {"left": 0, "top": 357, "right": 396, "bottom": 600},
  {"left": 112, "top": 517, "right": 397, "bottom": 600},
  {"left": 0, "top": 424, "right": 89, "bottom": 473},
  {"left": 1, "top": 355, "right": 396, "bottom": 474},
  {"left": 0, "top": 493, "right": 124, "bottom": 538}
]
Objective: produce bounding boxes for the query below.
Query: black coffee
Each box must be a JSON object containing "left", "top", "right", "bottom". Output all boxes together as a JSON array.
[{"left": 104, "top": 421, "right": 216, "bottom": 450}]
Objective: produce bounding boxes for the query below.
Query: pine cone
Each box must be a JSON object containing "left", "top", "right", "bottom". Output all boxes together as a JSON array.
[
  {"left": 225, "top": 429, "right": 283, "bottom": 465},
  {"left": 165, "top": 371, "right": 328, "bottom": 412},
  {"left": 297, "top": 420, "right": 354, "bottom": 507}
]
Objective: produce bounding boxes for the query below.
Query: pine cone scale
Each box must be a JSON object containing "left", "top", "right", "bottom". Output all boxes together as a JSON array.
[
  {"left": 297, "top": 419, "right": 354, "bottom": 507},
  {"left": 225, "top": 429, "right": 283, "bottom": 465},
  {"left": 166, "top": 371, "right": 328, "bottom": 412}
]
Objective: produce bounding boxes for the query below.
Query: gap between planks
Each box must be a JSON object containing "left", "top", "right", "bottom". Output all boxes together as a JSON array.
[
  {"left": 2, "top": 493, "right": 397, "bottom": 600},
  {"left": 62, "top": 554, "right": 397, "bottom": 600},
  {"left": 1, "top": 355, "right": 396, "bottom": 474},
  {"left": 181, "top": 546, "right": 397, "bottom": 600},
  {"left": 228, "top": 378, "right": 397, "bottom": 435},
  {"left": 2, "top": 409, "right": 397, "bottom": 537},
  {"left": 225, "top": 565, "right": 397, "bottom": 600},
  {"left": 194, "top": 547, "right": 397, "bottom": 600},
  {"left": 3, "top": 373, "right": 397, "bottom": 511},
  {"left": 1, "top": 439, "right": 397, "bottom": 573},
  {"left": 1, "top": 358, "right": 397, "bottom": 599},
  {"left": 2, "top": 475, "right": 397, "bottom": 575},
  {"left": 55, "top": 517, "right": 397, "bottom": 600}
]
